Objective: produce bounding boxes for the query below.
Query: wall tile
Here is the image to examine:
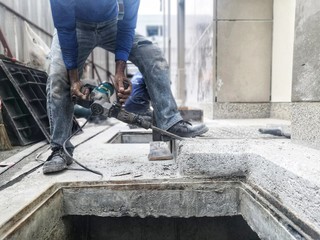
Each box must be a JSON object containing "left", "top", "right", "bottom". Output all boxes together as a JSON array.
[
  {"left": 217, "top": 21, "right": 272, "bottom": 102},
  {"left": 217, "top": 0, "right": 273, "bottom": 20}
]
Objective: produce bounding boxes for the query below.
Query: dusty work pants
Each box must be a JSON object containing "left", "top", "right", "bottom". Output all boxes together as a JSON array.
[
  {"left": 46, "top": 18, "right": 182, "bottom": 150},
  {"left": 124, "top": 71, "right": 151, "bottom": 114}
]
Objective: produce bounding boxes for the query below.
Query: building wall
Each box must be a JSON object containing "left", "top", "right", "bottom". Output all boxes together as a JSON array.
[
  {"left": 182, "top": 0, "right": 273, "bottom": 118},
  {"left": 271, "top": 0, "right": 295, "bottom": 103},
  {"left": 291, "top": 0, "right": 320, "bottom": 146},
  {"left": 217, "top": 0, "right": 273, "bottom": 103},
  {"left": 0, "top": 1, "right": 302, "bottom": 122},
  {"left": 184, "top": 0, "right": 215, "bottom": 116}
]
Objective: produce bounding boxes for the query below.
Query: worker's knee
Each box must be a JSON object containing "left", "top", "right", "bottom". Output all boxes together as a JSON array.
[{"left": 47, "top": 73, "right": 70, "bottom": 100}]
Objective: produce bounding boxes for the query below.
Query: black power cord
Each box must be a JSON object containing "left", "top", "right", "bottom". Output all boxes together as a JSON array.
[{"left": 62, "top": 115, "right": 104, "bottom": 177}]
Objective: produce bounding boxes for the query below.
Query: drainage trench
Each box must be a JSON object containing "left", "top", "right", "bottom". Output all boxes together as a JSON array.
[{"left": 2, "top": 180, "right": 309, "bottom": 240}]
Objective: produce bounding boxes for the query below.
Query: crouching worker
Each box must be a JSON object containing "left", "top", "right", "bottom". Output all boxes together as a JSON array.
[{"left": 44, "top": 0, "right": 208, "bottom": 174}]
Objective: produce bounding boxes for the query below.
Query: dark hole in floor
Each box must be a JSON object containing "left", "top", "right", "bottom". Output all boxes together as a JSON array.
[{"left": 64, "top": 215, "right": 260, "bottom": 240}]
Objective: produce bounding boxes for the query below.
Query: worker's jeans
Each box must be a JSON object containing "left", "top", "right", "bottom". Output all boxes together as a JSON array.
[
  {"left": 46, "top": 19, "right": 182, "bottom": 150},
  {"left": 124, "top": 72, "right": 151, "bottom": 114}
]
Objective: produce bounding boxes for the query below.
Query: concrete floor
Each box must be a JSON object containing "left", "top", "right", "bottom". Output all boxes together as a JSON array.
[{"left": 0, "top": 118, "right": 319, "bottom": 239}]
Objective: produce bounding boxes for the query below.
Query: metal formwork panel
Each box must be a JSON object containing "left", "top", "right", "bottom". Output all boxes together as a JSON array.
[{"left": 0, "top": 59, "right": 48, "bottom": 145}]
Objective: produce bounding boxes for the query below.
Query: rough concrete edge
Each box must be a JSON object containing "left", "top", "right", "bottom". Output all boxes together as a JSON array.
[
  {"left": 0, "top": 179, "right": 239, "bottom": 237},
  {"left": 270, "top": 102, "right": 292, "bottom": 121},
  {"left": 0, "top": 179, "right": 311, "bottom": 240},
  {"left": 176, "top": 140, "right": 320, "bottom": 238},
  {"left": 291, "top": 102, "right": 320, "bottom": 147},
  {"left": 212, "top": 102, "right": 271, "bottom": 119},
  {"left": 1, "top": 190, "right": 65, "bottom": 240},
  {"left": 240, "top": 186, "right": 298, "bottom": 240},
  {"left": 0, "top": 183, "right": 62, "bottom": 238},
  {"left": 240, "top": 183, "right": 314, "bottom": 240},
  {"left": 178, "top": 153, "right": 248, "bottom": 179},
  {"left": 62, "top": 181, "right": 239, "bottom": 218},
  {"left": 246, "top": 153, "right": 320, "bottom": 239}
]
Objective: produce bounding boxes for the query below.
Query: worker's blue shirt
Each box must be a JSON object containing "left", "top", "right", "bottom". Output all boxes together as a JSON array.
[{"left": 50, "top": 0, "right": 140, "bottom": 70}]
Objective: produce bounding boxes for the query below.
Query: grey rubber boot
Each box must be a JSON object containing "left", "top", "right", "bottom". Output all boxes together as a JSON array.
[
  {"left": 167, "top": 121, "right": 209, "bottom": 138},
  {"left": 43, "top": 148, "right": 73, "bottom": 174}
]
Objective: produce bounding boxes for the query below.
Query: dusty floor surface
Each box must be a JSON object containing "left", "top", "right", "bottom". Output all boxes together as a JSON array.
[{"left": 0, "top": 118, "right": 291, "bottom": 186}]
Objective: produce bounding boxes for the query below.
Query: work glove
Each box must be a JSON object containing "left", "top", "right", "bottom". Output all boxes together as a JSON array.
[
  {"left": 68, "top": 69, "right": 89, "bottom": 101},
  {"left": 115, "top": 60, "right": 132, "bottom": 104}
]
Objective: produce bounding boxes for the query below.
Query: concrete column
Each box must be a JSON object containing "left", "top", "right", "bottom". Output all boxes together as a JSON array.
[
  {"left": 291, "top": 0, "right": 320, "bottom": 146},
  {"left": 177, "top": 0, "right": 186, "bottom": 106},
  {"left": 271, "top": 0, "right": 295, "bottom": 103}
]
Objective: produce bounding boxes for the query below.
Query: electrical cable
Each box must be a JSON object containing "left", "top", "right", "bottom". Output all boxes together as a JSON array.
[
  {"left": 57, "top": 79, "right": 181, "bottom": 177},
  {"left": 62, "top": 115, "right": 104, "bottom": 177}
]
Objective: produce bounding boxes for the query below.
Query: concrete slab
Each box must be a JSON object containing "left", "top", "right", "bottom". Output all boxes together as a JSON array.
[
  {"left": 0, "top": 118, "right": 319, "bottom": 239},
  {"left": 177, "top": 122, "right": 320, "bottom": 238}
]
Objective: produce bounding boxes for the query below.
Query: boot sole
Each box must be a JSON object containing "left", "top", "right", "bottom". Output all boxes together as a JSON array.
[
  {"left": 163, "top": 126, "right": 209, "bottom": 140},
  {"left": 187, "top": 126, "right": 209, "bottom": 138},
  {"left": 43, "top": 162, "right": 67, "bottom": 174}
]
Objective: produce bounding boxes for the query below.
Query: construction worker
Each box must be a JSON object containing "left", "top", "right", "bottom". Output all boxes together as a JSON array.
[{"left": 44, "top": 0, "right": 208, "bottom": 174}]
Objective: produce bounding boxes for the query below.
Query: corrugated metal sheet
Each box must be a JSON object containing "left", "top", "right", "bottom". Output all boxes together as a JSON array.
[
  {"left": 0, "top": 0, "right": 111, "bottom": 81},
  {"left": 0, "top": 1, "right": 53, "bottom": 61}
]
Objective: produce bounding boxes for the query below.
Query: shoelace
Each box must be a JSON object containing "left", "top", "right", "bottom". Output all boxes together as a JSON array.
[
  {"left": 178, "top": 120, "right": 192, "bottom": 127},
  {"left": 46, "top": 149, "right": 63, "bottom": 161}
]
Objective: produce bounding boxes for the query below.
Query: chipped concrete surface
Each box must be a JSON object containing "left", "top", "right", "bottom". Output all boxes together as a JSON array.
[{"left": 0, "top": 118, "right": 319, "bottom": 239}]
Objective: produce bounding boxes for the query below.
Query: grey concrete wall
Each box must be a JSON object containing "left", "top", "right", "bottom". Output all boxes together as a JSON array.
[
  {"left": 63, "top": 184, "right": 239, "bottom": 218},
  {"left": 216, "top": 0, "right": 273, "bottom": 103},
  {"left": 270, "top": 102, "right": 292, "bottom": 120},
  {"left": 183, "top": 0, "right": 273, "bottom": 119},
  {"left": 1, "top": 190, "right": 67, "bottom": 240},
  {"left": 292, "top": 1, "right": 320, "bottom": 102},
  {"left": 212, "top": 103, "right": 271, "bottom": 119},
  {"left": 291, "top": 1, "right": 320, "bottom": 145},
  {"left": 291, "top": 103, "right": 320, "bottom": 146}
]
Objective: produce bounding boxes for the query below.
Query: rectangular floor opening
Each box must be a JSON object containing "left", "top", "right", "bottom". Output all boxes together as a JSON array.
[
  {"left": 1, "top": 181, "right": 311, "bottom": 240},
  {"left": 64, "top": 216, "right": 261, "bottom": 240}
]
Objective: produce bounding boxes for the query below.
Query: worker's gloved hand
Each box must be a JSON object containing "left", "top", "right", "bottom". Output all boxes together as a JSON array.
[
  {"left": 68, "top": 69, "right": 89, "bottom": 101},
  {"left": 115, "top": 60, "right": 132, "bottom": 104}
]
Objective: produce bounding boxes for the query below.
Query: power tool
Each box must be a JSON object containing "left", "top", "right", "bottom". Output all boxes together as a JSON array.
[{"left": 78, "top": 82, "right": 182, "bottom": 140}]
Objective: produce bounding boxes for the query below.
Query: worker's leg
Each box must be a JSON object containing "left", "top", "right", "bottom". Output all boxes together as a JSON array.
[
  {"left": 46, "top": 30, "right": 74, "bottom": 151},
  {"left": 124, "top": 72, "right": 152, "bottom": 115},
  {"left": 99, "top": 30, "right": 182, "bottom": 129},
  {"left": 98, "top": 25, "right": 208, "bottom": 136},
  {"left": 45, "top": 26, "right": 95, "bottom": 173},
  {"left": 128, "top": 35, "right": 182, "bottom": 130},
  {"left": 47, "top": 28, "right": 95, "bottom": 149}
]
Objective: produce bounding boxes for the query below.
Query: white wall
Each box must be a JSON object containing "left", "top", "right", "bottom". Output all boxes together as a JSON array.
[{"left": 271, "top": 0, "right": 296, "bottom": 102}]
